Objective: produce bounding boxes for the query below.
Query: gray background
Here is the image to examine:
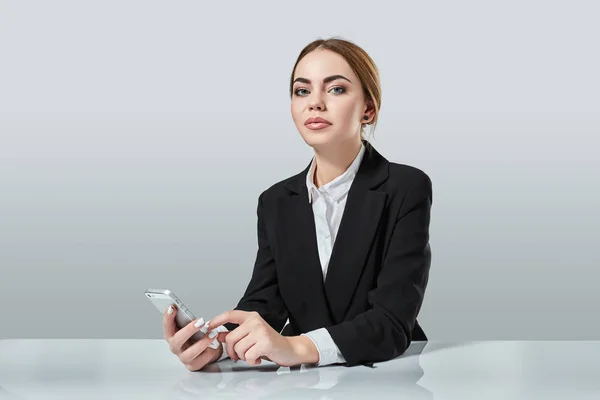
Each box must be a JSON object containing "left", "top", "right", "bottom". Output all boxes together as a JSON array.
[{"left": 1, "top": 0, "right": 598, "bottom": 340}]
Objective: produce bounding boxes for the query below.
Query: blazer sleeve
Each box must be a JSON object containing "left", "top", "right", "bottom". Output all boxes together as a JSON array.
[
  {"left": 326, "top": 174, "right": 433, "bottom": 367},
  {"left": 224, "top": 191, "right": 289, "bottom": 333}
]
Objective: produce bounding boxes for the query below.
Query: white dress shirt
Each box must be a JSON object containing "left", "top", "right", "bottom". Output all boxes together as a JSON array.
[{"left": 216, "top": 143, "right": 366, "bottom": 366}]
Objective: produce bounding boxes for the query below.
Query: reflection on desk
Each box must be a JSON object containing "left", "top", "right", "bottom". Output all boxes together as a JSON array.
[
  {"left": 1, "top": 339, "right": 600, "bottom": 399},
  {"left": 170, "top": 341, "right": 430, "bottom": 399}
]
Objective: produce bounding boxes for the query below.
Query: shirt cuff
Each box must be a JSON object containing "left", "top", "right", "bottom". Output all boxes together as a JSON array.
[{"left": 301, "top": 328, "right": 346, "bottom": 366}]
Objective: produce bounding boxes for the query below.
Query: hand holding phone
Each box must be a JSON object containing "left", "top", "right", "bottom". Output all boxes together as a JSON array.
[
  {"left": 146, "top": 288, "right": 225, "bottom": 371},
  {"left": 145, "top": 288, "right": 213, "bottom": 343}
]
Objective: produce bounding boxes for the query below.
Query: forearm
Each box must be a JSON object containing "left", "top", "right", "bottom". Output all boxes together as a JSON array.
[
  {"left": 326, "top": 306, "right": 413, "bottom": 367},
  {"left": 225, "top": 192, "right": 288, "bottom": 333}
]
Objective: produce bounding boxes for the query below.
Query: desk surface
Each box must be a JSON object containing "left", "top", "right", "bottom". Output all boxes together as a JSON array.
[{"left": 1, "top": 339, "right": 599, "bottom": 399}]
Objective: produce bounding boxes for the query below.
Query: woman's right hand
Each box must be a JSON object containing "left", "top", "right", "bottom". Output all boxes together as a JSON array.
[{"left": 163, "top": 305, "right": 223, "bottom": 371}]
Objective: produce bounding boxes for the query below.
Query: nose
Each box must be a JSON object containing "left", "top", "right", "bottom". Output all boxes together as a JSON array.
[{"left": 308, "top": 100, "right": 325, "bottom": 112}]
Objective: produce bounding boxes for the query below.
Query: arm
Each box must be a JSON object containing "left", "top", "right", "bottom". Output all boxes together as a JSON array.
[
  {"left": 326, "top": 174, "right": 433, "bottom": 367},
  {"left": 302, "top": 328, "right": 346, "bottom": 366},
  {"left": 223, "top": 191, "right": 289, "bottom": 335}
]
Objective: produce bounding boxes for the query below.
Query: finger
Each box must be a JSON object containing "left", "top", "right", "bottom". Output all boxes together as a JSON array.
[
  {"left": 170, "top": 317, "right": 208, "bottom": 355},
  {"left": 208, "top": 310, "right": 256, "bottom": 329},
  {"left": 205, "top": 327, "right": 222, "bottom": 350},
  {"left": 216, "top": 331, "right": 229, "bottom": 344},
  {"left": 179, "top": 332, "right": 219, "bottom": 365},
  {"left": 184, "top": 347, "right": 217, "bottom": 372},
  {"left": 244, "top": 344, "right": 263, "bottom": 365},
  {"left": 162, "top": 305, "right": 178, "bottom": 340},
  {"left": 233, "top": 334, "right": 256, "bottom": 362},
  {"left": 225, "top": 328, "right": 250, "bottom": 362}
]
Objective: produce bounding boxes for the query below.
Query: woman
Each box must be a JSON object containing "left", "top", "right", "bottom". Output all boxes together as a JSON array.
[{"left": 163, "top": 37, "right": 433, "bottom": 370}]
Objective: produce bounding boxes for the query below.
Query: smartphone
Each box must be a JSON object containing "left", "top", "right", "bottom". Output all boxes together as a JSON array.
[{"left": 145, "top": 288, "right": 208, "bottom": 343}]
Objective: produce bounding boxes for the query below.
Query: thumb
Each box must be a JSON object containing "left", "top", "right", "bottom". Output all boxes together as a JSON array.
[{"left": 162, "top": 305, "right": 178, "bottom": 339}]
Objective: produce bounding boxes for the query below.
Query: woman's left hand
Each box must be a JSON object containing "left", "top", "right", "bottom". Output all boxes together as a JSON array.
[{"left": 208, "top": 310, "right": 318, "bottom": 367}]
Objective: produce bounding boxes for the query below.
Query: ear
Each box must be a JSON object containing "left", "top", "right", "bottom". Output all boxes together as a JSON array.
[{"left": 363, "top": 97, "right": 376, "bottom": 123}]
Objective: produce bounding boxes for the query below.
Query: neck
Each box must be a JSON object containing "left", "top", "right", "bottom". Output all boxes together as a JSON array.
[{"left": 312, "top": 137, "right": 363, "bottom": 188}]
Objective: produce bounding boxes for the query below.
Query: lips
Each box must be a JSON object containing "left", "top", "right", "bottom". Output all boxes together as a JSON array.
[
  {"left": 304, "top": 116, "right": 332, "bottom": 131},
  {"left": 304, "top": 117, "right": 332, "bottom": 125}
]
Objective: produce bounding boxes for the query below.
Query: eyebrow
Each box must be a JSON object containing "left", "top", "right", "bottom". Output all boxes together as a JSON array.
[{"left": 292, "top": 75, "right": 352, "bottom": 85}]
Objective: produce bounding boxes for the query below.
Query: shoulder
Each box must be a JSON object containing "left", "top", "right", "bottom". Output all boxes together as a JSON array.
[
  {"left": 388, "top": 162, "right": 432, "bottom": 188},
  {"left": 366, "top": 142, "right": 432, "bottom": 196},
  {"left": 387, "top": 162, "right": 432, "bottom": 196},
  {"left": 255, "top": 171, "right": 305, "bottom": 206},
  {"left": 383, "top": 162, "right": 434, "bottom": 216}
]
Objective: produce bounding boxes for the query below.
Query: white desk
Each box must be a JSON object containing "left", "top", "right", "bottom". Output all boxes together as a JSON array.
[{"left": 1, "top": 339, "right": 599, "bottom": 399}]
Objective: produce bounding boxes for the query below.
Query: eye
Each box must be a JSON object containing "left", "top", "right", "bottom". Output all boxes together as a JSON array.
[
  {"left": 330, "top": 86, "right": 346, "bottom": 94},
  {"left": 293, "top": 86, "right": 346, "bottom": 97},
  {"left": 294, "top": 88, "right": 309, "bottom": 96}
]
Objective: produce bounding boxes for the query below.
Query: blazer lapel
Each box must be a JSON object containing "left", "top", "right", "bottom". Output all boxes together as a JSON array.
[
  {"left": 280, "top": 141, "right": 390, "bottom": 327},
  {"left": 278, "top": 170, "right": 334, "bottom": 330},
  {"left": 324, "top": 143, "right": 389, "bottom": 324}
]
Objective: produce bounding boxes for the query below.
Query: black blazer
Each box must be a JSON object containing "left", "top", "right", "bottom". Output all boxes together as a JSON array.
[{"left": 224, "top": 140, "right": 433, "bottom": 367}]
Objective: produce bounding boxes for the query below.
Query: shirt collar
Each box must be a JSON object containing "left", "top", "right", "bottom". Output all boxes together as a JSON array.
[{"left": 306, "top": 143, "right": 366, "bottom": 203}]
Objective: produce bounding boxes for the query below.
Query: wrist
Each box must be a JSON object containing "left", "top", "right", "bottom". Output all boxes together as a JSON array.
[{"left": 289, "top": 335, "right": 319, "bottom": 365}]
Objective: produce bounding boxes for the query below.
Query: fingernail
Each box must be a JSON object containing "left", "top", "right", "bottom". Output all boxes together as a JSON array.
[
  {"left": 199, "top": 321, "right": 210, "bottom": 334},
  {"left": 194, "top": 318, "right": 205, "bottom": 328},
  {"left": 167, "top": 306, "right": 174, "bottom": 315},
  {"left": 208, "top": 329, "right": 218, "bottom": 338},
  {"left": 208, "top": 339, "right": 219, "bottom": 349}
]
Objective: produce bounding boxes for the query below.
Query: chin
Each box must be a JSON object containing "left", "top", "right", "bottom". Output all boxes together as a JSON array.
[{"left": 300, "top": 129, "right": 339, "bottom": 147}]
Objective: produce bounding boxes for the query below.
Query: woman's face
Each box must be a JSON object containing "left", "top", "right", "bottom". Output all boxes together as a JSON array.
[{"left": 291, "top": 49, "right": 369, "bottom": 148}]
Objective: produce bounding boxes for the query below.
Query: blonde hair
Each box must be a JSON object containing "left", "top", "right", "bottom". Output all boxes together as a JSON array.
[{"left": 289, "top": 37, "right": 382, "bottom": 143}]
